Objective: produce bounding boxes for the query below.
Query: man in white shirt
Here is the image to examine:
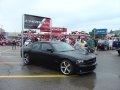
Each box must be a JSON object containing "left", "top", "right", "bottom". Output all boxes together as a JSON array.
[{"left": 108, "top": 38, "right": 113, "bottom": 50}]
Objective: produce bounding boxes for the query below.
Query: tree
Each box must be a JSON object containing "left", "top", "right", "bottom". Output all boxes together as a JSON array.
[
  {"left": 89, "top": 28, "right": 106, "bottom": 39},
  {"left": 109, "top": 30, "right": 113, "bottom": 33},
  {"left": 114, "top": 34, "right": 119, "bottom": 37},
  {"left": 89, "top": 29, "right": 94, "bottom": 37}
]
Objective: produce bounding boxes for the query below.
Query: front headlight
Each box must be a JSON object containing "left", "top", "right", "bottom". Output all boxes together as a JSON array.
[{"left": 76, "top": 60, "right": 84, "bottom": 64}]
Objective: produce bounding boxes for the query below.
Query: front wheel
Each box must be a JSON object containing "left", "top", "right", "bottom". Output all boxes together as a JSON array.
[
  {"left": 60, "top": 60, "right": 74, "bottom": 75},
  {"left": 23, "top": 53, "right": 31, "bottom": 65},
  {"left": 118, "top": 50, "right": 120, "bottom": 55}
]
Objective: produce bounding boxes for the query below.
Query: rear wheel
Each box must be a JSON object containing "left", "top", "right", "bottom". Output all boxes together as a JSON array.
[
  {"left": 60, "top": 60, "right": 74, "bottom": 75},
  {"left": 104, "top": 46, "right": 107, "bottom": 51},
  {"left": 23, "top": 53, "right": 31, "bottom": 65},
  {"left": 118, "top": 50, "right": 120, "bottom": 55}
]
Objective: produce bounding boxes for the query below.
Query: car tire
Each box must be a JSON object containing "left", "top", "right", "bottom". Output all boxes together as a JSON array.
[
  {"left": 60, "top": 60, "right": 74, "bottom": 75},
  {"left": 23, "top": 53, "right": 31, "bottom": 65},
  {"left": 104, "top": 46, "right": 107, "bottom": 51},
  {"left": 118, "top": 50, "right": 120, "bottom": 55}
]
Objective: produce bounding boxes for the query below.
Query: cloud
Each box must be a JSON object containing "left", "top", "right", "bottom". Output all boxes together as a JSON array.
[{"left": 0, "top": 0, "right": 120, "bottom": 33}]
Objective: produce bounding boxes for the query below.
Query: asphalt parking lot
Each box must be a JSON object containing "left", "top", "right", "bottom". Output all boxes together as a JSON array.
[{"left": 0, "top": 46, "right": 120, "bottom": 90}]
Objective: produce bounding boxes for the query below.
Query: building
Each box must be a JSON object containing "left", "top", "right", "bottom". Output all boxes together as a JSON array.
[
  {"left": 6, "top": 32, "right": 21, "bottom": 39},
  {"left": 109, "top": 30, "right": 120, "bottom": 37},
  {"left": 0, "top": 28, "right": 5, "bottom": 34}
]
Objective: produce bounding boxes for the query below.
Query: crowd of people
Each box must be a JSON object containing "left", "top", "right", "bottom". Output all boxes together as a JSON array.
[
  {"left": 10, "top": 36, "right": 120, "bottom": 54},
  {"left": 51, "top": 36, "right": 120, "bottom": 55}
]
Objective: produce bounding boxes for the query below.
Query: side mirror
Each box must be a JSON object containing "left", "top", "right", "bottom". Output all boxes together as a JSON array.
[{"left": 47, "top": 49, "right": 54, "bottom": 53}]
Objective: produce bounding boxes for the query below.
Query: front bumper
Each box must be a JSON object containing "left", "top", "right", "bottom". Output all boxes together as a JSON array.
[
  {"left": 116, "top": 48, "right": 120, "bottom": 51},
  {"left": 76, "top": 63, "right": 97, "bottom": 74}
]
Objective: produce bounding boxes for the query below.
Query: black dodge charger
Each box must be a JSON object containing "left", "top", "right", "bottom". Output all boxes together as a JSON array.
[{"left": 21, "top": 41, "right": 97, "bottom": 75}]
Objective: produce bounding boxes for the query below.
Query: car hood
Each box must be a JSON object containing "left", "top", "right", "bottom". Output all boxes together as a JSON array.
[{"left": 58, "top": 50, "right": 96, "bottom": 60}]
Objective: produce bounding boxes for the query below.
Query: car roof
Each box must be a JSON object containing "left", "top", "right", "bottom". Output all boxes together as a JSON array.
[{"left": 37, "top": 41, "right": 62, "bottom": 44}]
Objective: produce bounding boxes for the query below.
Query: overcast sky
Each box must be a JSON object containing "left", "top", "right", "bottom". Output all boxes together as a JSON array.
[{"left": 0, "top": 0, "right": 120, "bottom": 33}]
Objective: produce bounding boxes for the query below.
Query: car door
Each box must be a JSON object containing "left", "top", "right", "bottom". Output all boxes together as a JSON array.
[
  {"left": 30, "top": 42, "right": 42, "bottom": 61},
  {"left": 40, "top": 43, "right": 56, "bottom": 64}
]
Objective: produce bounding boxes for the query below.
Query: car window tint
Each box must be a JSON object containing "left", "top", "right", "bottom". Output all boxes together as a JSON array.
[
  {"left": 41, "top": 43, "right": 52, "bottom": 51},
  {"left": 32, "top": 43, "right": 41, "bottom": 50},
  {"left": 53, "top": 43, "right": 74, "bottom": 52}
]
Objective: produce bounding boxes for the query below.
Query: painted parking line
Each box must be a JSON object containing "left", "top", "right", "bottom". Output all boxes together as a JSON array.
[
  {"left": 0, "top": 49, "right": 14, "bottom": 53},
  {"left": 0, "top": 47, "right": 19, "bottom": 51},
  {"left": 0, "top": 75, "right": 68, "bottom": 78},
  {"left": 1, "top": 53, "right": 21, "bottom": 58},
  {"left": 0, "top": 51, "right": 20, "bottom": 55},
  {"left": 0, "top": 62, "right": 22, "bottom": 64}
]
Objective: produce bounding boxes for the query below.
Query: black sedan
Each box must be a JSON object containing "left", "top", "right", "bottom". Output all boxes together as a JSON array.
[{"left": 21, "top": 41, "right": 97, "bottom": 75}]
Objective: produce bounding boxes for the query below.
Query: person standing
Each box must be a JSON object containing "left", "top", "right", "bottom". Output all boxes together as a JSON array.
[
  {"left": 66, "top": 38, "right": 70, "bottom": 44},
  {"left": 12, "top": 39, "right": 17, "bottom": 49},
  {"left": 79, "top": 39, "right": 86, "bottom": 48},
  {"left": 74, "top": 39, "right": 80, "bottom": 50},
  {"left": 93, "top": 38, "right": 98, "bottom": 55},
  {"left": 108, "top": 38, "right": 113, "bottom": 50},
  {"left": 87, "top": 37, "right": 95, "bottom": 53}
]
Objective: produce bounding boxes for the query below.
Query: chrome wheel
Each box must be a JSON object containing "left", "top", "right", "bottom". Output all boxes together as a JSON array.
[
  {"left": 60, "top": 60, "right": 73, "bottom": 75},
  {"left": 23, "top": 53, "right": 31, "bottom": 65}
]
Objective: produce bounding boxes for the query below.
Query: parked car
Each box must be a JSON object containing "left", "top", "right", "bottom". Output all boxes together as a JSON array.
[
  {"left": 0, "top": 39, "right": 12, "bottom": 46},
  {"left": 21, "top": 41, "right": 97, "bottom": 75},
  {"left": 113, "top": 41, "right": 120, "bottom": 55},
  {"left": 97, "top": 39, "right": 109, "bottom": 51},
  {"left": 0, "top": 40, "right": 6, "bottom": 46}
]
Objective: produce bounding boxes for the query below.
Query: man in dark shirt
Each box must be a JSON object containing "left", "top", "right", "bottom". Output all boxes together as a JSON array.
[
  {"left": 12, "top": 40, "right": 17, "bottom": 49},
  {"left": 93, "top": 38, "right": 98, "bottom": 55},
  {"left": 87, "top": 37, "right": 95, "bottom": 53}
]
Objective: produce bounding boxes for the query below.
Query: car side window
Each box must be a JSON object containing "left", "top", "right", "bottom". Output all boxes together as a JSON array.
[
  {"left": 32, "top": 43, "right": 41, "bottom": 50},
  {"left": 41, "top": 43, "right": 52, "bottom": 51}
]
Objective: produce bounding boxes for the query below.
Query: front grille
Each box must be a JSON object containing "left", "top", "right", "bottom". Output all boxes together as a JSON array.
[
  {"left": 80, "top": 65, "right": 96, "bottom": 72},
  {"left": 84, "top": 58, "right": 96, "bottom": 65}
]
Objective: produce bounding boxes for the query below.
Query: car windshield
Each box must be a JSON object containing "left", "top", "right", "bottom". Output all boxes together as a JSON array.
[
  {"left": 75, "top": 47, "right": 89, "bottom": 54},
  {"left": 77, "top": 47, "right": 87, "bottom": 52},
  {"left": 53, "top": 42, "right": 75, "bottom": 52}
]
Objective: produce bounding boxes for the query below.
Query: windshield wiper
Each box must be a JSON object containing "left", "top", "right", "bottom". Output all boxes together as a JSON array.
[
  {"left": 60, "top": 50, "right": 74, "bottom": 52},
  {"left": 60, "top": 51, "right": 67, "bottom": 52},
  {"left": 68, "top": 50, "right": 75, "bottom": 51}
]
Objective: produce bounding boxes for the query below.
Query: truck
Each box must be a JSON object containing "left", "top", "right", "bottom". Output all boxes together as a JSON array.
[{"left": 113, "top": 41, "right": 120, "bottom": 55}]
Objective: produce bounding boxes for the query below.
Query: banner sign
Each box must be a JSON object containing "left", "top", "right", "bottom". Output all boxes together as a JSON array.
[
  {"left": 24, "top": 14, "right": 51, "bottom": 29},
  {"left": 40, "top": 27, "right": 67, "bottom": 32},
  {"left": 52, "top": 27, "right": 67, "bottom": 32},
  {"left": 95, "top": 29, "right": 107, "bottom": 35}
]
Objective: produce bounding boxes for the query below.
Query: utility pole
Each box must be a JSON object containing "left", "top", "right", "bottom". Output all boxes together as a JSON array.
[
  {"left": 50, "top": 19, "right": 52, "bottom": 41},
  {"left": 22, "top": 15, "right": 24, "bottom": 60},
  {"left": 94, "top": 29, "right": 95, "bottom": 39},
  {"left": 93, "top": 28, "right": 96, "bottom": 39}
]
